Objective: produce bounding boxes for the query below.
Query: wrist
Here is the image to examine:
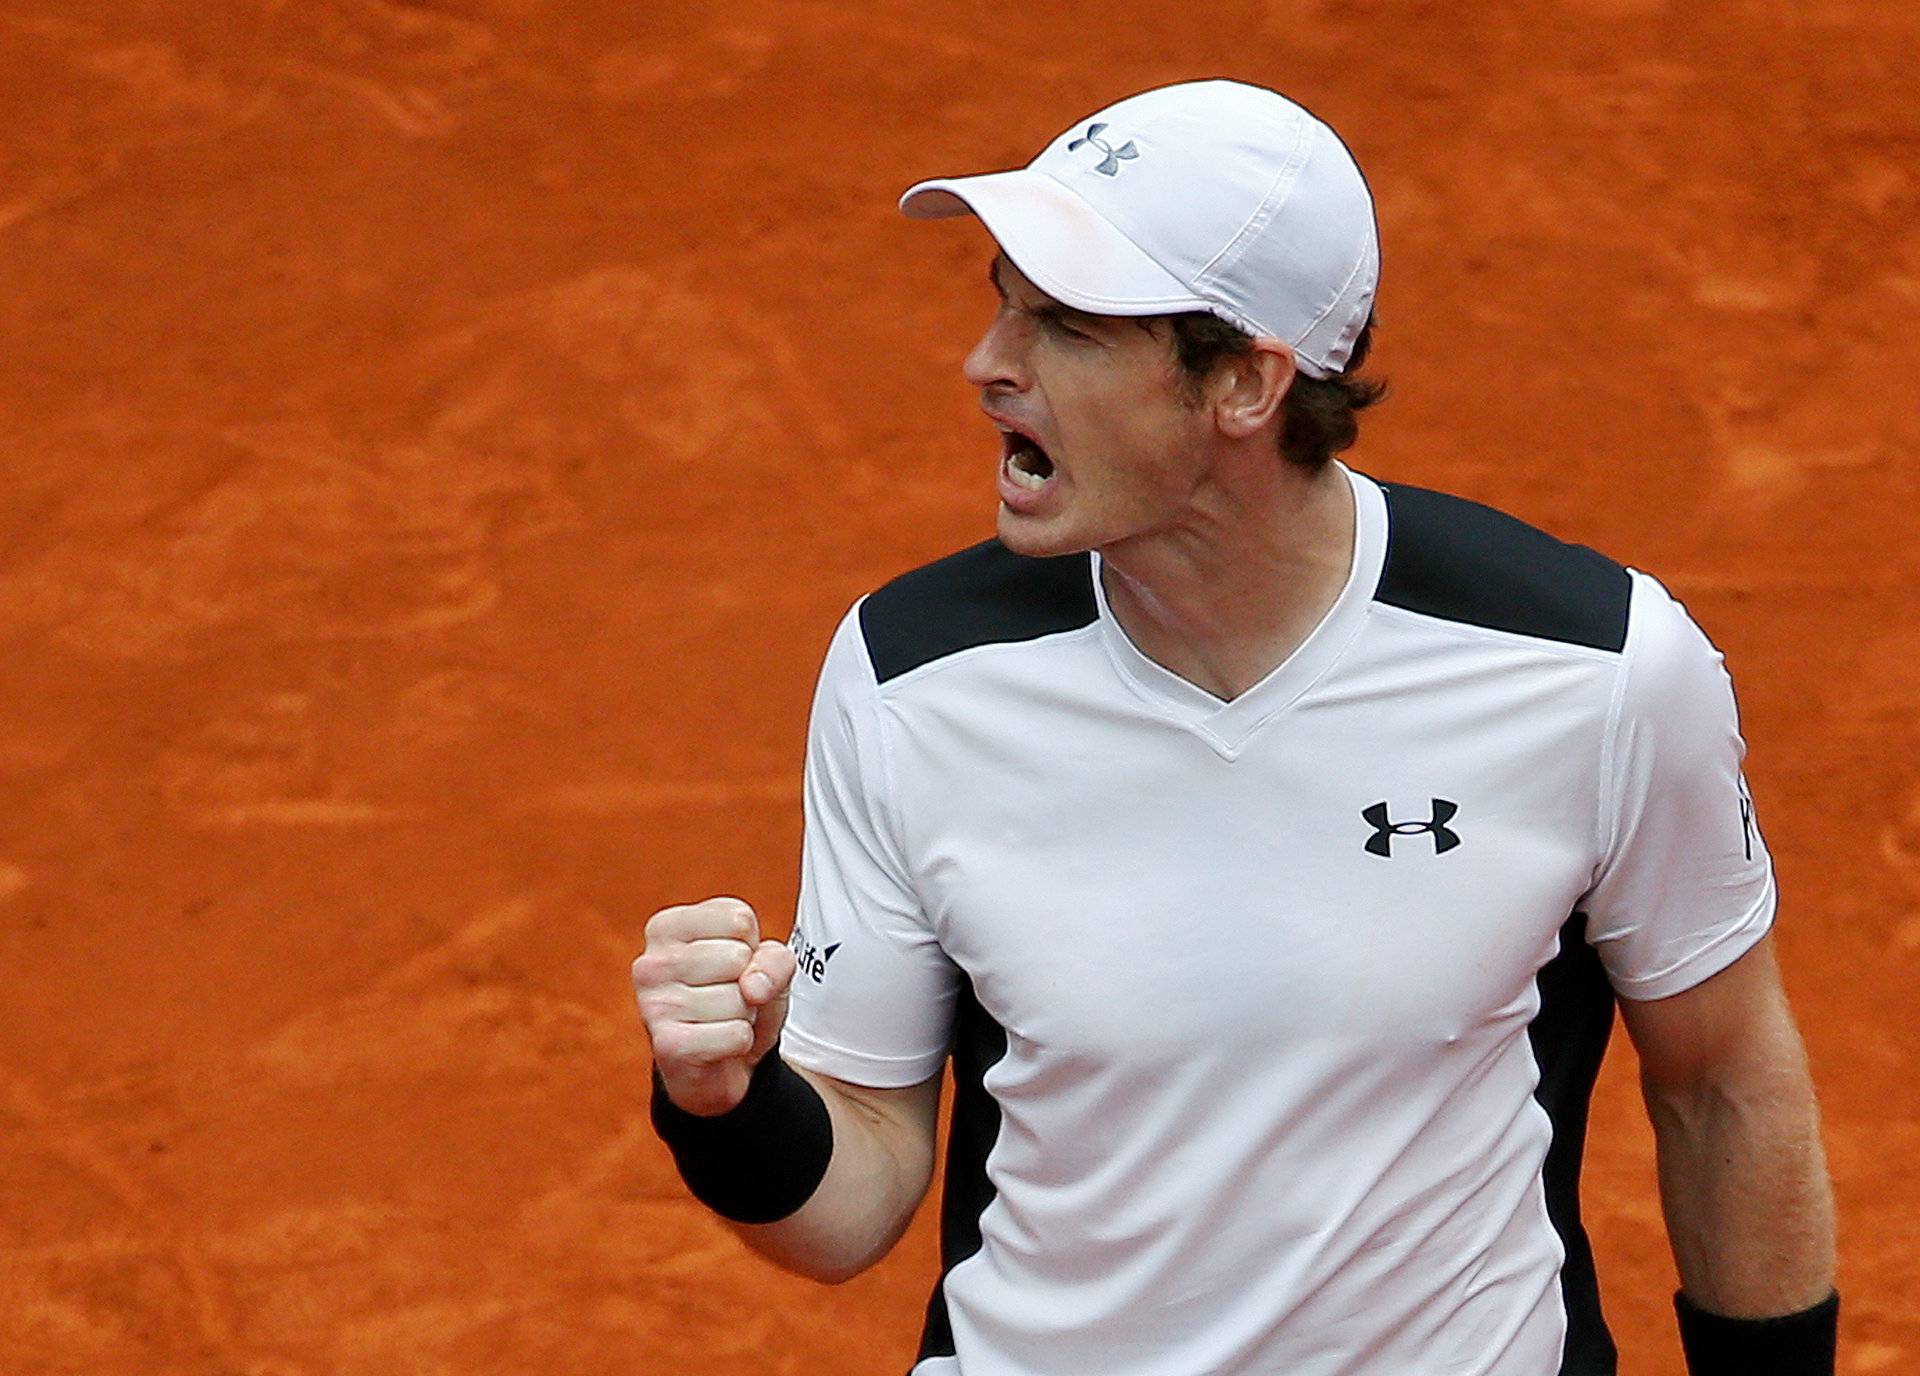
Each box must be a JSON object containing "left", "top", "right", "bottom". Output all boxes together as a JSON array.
[
  {"left": 649, "top": 1046, "right": 834, "bottom": 1224},
  {"left": 1675, "top": 1288, "right": 1838, "bottom": 1376}
]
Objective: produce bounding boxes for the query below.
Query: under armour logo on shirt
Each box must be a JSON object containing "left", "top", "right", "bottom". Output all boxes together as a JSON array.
[
  {"left": 1067, "top": 123, "right": 1139, "bottom": 176},
  {"left": 1362, "top": 799, "right": 1462, "bottom": 857}
]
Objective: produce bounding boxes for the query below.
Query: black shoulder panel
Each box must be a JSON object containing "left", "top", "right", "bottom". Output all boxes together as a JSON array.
[
  {"left": 859, "top": 540, "right": 1098, "bottom": 685},
  {"left": 1375, "top": 483, "right": 1631, "bottom": 652}
]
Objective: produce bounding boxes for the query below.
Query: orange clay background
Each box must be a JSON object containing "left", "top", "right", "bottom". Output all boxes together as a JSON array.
[{"left": 1, "top": 2, "right": 1916, "bottom": 1373}]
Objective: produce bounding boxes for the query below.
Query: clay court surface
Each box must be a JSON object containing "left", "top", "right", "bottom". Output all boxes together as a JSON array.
[{"left": 1, "top": 1, "right": 1916, "bottom": 1372}]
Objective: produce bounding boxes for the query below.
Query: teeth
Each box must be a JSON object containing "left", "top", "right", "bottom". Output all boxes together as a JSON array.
[
  {"left": 997, "top": 425, "right": 1054, "bottom": 491},
  {"left": 1006, "top": 453, "right": 1049, "bottom": 490}
]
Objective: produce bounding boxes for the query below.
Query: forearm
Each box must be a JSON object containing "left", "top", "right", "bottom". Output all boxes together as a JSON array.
[
  {"left": 651, "top": 1049, "right": 941, "bottom": 1285},
  {"left": 724, "top": 1062, "right": 940, "bottom": 1284},
  {"left": 1644, "top": 1058, "right": 1835, "bottom": 1316}
]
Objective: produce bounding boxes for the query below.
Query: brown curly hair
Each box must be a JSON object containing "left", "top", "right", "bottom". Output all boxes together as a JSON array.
[{"left": 1158, "top": 311, "right": 1386, "bottom": 471}]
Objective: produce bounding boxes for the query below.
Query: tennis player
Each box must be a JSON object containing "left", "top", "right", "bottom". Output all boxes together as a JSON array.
[{"left": 636, "top": 80, "right": 1837, "bottom": 1376}]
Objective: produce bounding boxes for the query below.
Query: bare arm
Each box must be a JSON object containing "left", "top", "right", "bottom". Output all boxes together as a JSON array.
[
  {"left": 1618, "top": 933, "right": 1836, "bottom": 1317},
  {"left": 728, "top": 1065, "right": 942, "bottom": 1283}
]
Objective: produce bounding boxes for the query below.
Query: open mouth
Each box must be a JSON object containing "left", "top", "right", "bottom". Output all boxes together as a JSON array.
[{"left": 1001, "top": 429, "right": 1056, "bottom": 490}]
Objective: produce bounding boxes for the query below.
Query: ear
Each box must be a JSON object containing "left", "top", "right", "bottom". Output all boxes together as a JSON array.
[{"left": 1211, "top": 339, "right": 1295, "bottom": 440}]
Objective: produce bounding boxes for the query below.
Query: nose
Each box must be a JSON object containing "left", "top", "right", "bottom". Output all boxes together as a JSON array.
[{"left": 963, "top": 304, "right": 1029, "bottom": 394}]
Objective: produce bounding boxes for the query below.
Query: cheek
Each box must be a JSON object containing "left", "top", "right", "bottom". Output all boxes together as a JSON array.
[
  {"left": 1044, "top": 351, "right": 1197, "bottom": 489},
  {"left": 1120, "top": 400, "right": 1203, "bottom": 482},
  {"left": 1065, "top": 378, "right": 1184, "bottom": 448}
]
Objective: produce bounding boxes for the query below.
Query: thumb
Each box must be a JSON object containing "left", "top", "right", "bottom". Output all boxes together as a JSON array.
[{"left": 741, "top": 938, "right": 796, "bottom": 1063}]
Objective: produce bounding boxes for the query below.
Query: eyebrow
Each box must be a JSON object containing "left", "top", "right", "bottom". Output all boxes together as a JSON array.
[{"left": 988, "top": 255, "right": 1104, "bottom": 329}]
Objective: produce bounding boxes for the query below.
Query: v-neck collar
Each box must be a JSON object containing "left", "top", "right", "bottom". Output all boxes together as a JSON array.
[{"left": 1089, "top": 463, "right": 1387, "bottom": 759}]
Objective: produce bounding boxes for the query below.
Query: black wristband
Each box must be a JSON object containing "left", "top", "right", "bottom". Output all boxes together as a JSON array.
[
  {"left": 1675, "top": 1289, "right": 1839, "bottom": 1376},
  {"left": 649, "top": 1047, "right": 834, "bottom": 1224}
]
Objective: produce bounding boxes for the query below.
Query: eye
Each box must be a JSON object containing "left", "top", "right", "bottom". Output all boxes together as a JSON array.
[{"left": 1039, "top": 312, "right": 1091, "bottom": 342}]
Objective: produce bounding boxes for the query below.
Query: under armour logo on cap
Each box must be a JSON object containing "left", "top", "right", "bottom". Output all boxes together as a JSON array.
[
  {"left": 1362, "top": 799, "right": 1461, "bottom": 857},
  {"left": 1067, "top": 123, "right": 1138, "bottom": 176}
]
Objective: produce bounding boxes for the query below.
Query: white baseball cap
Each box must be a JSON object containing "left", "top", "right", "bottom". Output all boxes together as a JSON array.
[{"left": 901, "top": 80, "right": 1379, "bottom": 379}]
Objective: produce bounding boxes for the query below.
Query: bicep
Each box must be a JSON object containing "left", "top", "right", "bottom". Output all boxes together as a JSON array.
[{"left": 1617, "top": 932, "right": 1807, "bottom": 1092}]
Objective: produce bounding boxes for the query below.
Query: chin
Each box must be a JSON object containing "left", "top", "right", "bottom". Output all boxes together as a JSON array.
[{"left": 995, "top": 506, "right": 1092, "bottom": 559}]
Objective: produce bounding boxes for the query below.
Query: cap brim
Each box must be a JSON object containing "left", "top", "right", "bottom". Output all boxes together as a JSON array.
[{"left": 900, "top": 170, "right": 1211, "bottom": 321}]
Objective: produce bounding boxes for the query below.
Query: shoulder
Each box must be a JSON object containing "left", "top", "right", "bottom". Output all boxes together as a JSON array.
[
  {"left": 857, "top": 539, "right": 1097, "bottom": 685},
  {"left": 1614, "top": 569, "right": 1737, "bottom": 728},
  {"left": 1373, "top": 480, "right": 1632, "bottom": 653}
]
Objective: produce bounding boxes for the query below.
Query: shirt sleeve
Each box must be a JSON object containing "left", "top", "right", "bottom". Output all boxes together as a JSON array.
[
  {"left": 779, "top": 602, "right": 961, "bottom": 1087},
  {"left": 1581, "top": 572, "right": 1777, "bottom": 1001}
]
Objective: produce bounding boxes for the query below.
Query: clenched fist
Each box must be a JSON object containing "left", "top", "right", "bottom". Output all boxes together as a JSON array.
[{"left": 633, "top": 897, "right": 798, "bottom": 1117}]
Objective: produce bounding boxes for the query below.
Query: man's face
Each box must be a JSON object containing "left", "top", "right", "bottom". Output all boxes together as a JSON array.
[{"left": 966, "top": 255, "right": 1216, "bottom": 559}]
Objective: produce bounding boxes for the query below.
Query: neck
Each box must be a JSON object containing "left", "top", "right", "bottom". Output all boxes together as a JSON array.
[{"left": 1099, "top": 460, "right": 1357, "bottom": 702}]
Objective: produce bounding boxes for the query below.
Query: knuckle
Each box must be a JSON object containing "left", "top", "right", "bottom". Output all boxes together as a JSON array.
[
  {"left": 629, "top": 952, "right": 667, "bottom": 988},
  {"left": 654, "top": 1020, "right": 748, "bottom": 1067},
  {"left": 702, "top": 1021, "right": 754, "bottom": 1064},
  {"left": 706, "top": 895, "right": 758, "bottom": 937},
  {"left": 761, "top": 942, "right": 798, "bottom": 977},
  {"left": 648, "top": 1023, "right": 688, "bottom": 1063},
  {"left": 672, "top": 1040, "right": 720, "bottom": 1068},
  {"left": 634, "top": 987, "right": 682, "bottom": 1025},
  {"left": 643, "top": 906, "right": 685, "bottom": 942}
]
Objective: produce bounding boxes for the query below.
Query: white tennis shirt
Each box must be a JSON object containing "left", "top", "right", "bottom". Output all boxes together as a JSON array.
[{"left": 782, "top": 465, "right": 1775, "bottom": 1376}]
